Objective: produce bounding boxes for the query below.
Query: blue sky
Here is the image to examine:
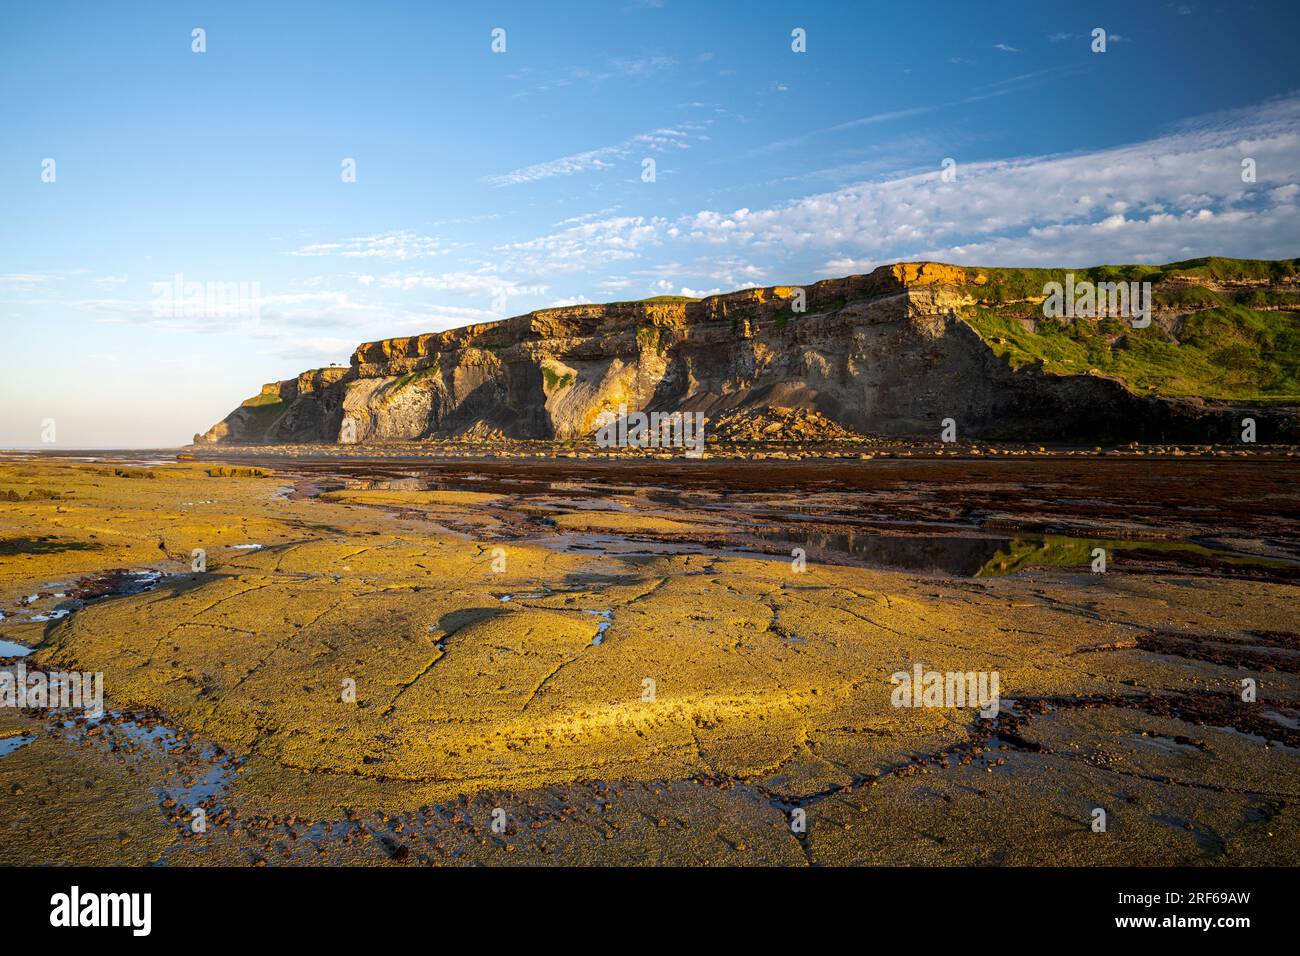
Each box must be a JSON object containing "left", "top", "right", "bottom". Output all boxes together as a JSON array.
[{"left": 2, "top": 0, "right": 1298, "bottom": 446}]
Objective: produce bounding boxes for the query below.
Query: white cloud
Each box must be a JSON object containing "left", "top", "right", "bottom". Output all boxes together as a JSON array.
[
  {"left": 484, "top": 126, "right": 698, "bottom": 187},
  {"left": 357, "top": 272, "right": 547, "bottom": 298},
  {"left": 482, "top": 95, "right": 1300, "bottom": 290},
  {"left": 494, "top": 215, "right": 666, "bottom": 273},
  {"left": 610, "top": 55, "right": 677, "bottom": 77},
  {"left": 821, "top": 257, "right": 875, "bottom": 276},
  {"left": 633, "top": 256, "right": 768, "bottom": 289},
  {"left": 913, "top": 204, "right": 1297, "bottom": 267},
  {"left": 151, "top": 93, "right": 1300, "bottom": 361},
  {"left": 674, "top": 95, "right": 1300, "bottom": 263},
  {"left": 0, "top": 273, "right": 57, "bottom": 289},
  {"left": 289, "top": 231, "right": 453, "bottom": 260}
]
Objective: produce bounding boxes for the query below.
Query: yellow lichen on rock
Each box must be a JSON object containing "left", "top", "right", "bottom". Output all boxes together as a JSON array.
[{"left": 3, "top": 459, "right": 1298, "bottom": 865}]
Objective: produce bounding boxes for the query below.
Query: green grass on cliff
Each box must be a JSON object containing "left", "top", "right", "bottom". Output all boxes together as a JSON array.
[
  {"left": 542, "top": 367, "right": 576, "bottom": 390},
  {"left": 389, "top": 364, "right": 439, "bottom": 395},
  {"left": 241, "top": 391, "right": 283, "bottom": 408},
  {"left": 238, "top": 396, "right": 286, "bottom": 429},
  {"left": 607, "top": 294, "right": 701, "bottom": 307},
  {"left": 1160, "top": 256, "right": 1300, "bottom": 282},
  {"left": 635, "top": 326, "right": 669, "bottom": 355},
  {"left": 960, "top": 256, "right": 1300, "bottom": 402},
  {"left": 967, "top": 302, "right": 1300, "bottom": 402},
  {"left": 972, "top": 265, "right": 1159, "bottom": 305},
  {"left": 971, "top": 257, "right": 1300, "bottom": 305}
]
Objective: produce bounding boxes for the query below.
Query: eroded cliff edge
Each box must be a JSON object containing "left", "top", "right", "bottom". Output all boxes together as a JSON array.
[{"left": 197, "top": 259, "right": 1300, "bottom": 445}]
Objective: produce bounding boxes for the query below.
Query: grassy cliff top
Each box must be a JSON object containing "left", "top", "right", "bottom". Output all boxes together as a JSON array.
[
  {"left": 968, "top": 256, "right": 1300, "bottom": 305},
  {"left": 958, "top": 257, "right": 1300, "bottom": 403}
]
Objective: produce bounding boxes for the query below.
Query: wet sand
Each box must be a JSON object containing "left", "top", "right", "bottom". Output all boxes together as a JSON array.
[{"left": 0, "top": 449, "right": 1297, "bottom": 865}]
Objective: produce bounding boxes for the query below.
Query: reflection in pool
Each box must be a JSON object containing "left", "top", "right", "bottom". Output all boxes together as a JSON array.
[{"left": 750, "top": 531, "right": 1293, "bottom": 578}]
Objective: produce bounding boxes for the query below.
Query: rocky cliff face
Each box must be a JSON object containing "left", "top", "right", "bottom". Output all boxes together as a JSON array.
[{"left": 198, "top": 261, "right": 1300, "bottom": 445}]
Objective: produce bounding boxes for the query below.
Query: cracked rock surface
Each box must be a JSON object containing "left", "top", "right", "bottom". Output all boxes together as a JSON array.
[{"left": 0, "top": 455, "right": 1296, "bottom": 865}]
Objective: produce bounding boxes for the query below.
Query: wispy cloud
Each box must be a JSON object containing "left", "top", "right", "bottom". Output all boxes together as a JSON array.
[
  {"left": 753, "top": 105, "right": 941, "bottom": 155},
  {"left": 682, "top": 96, "right": 1300, "bottom": 266},
  {"left": 755, "top": 66, "right": 1082, "bottom": 157},
  {"left": 609, "top": 55, "right": 677, "bottom": 77},
  {"left": 494, "top": 215, "right": 666, "bottom": 273},
  {"left": 0, "top": 273, "right": 58, "bottom": 289},
  {"left": 1049, "top": 31, "right": 1128, "bottom": 43},
  {"left": 484, "top": 126, "right": 697, "bottom": 187},
  {"left": 289, "top": 231, "right": 455, "bottom": 260},
  {"left": 508, "top": 54, "right": 679, "bottom": 99},
  {"left": 354, "top": 271, "right": 548, "bottom": 299},
  {"left": 495, "top": 95, "right": 1300, "bottom": 281}
]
